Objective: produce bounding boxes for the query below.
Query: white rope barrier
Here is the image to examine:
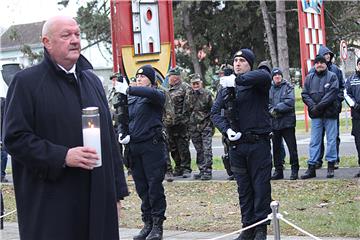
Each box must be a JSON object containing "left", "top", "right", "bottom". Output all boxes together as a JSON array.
[
  {"left": 206, "top": 216, "right": 271, "bottom": 240},
  {"left": 279, "top": 215, "right": 323, "bottom": 240},
  {"left": 0, "top": 209, "right": 17, "bottom": 219}
]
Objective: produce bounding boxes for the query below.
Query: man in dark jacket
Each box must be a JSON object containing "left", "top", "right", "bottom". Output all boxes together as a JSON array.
[
  {"left": 4, "top": 16, "right": 128, "bottom": 240},
  {"left": 344, "top": 58, "right": 360, "bottom": 178},
  {"left": 301, "top": 55, "right": 339, "bottom": 179},
  {"left": 311, "top": 46, "right": 344, "bottom": 169},
  {"left": 211, "top": 49, "right": 272, "bottom": 240},
  {"left": 269, "top": 68, "right": 299, "bottom": 180}
]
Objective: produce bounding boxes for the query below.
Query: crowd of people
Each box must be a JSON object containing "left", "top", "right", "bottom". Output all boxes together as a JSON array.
[{"left": 2, "top": 15, "right": 360, "bottom": 240}]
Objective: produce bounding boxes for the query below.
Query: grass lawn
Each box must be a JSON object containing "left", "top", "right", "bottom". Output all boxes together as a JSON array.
[{"left": 2, "top": 180, "right": 360, "bottom": 238}]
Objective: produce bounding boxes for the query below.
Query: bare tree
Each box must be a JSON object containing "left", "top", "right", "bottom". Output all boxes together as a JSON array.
[
  {"left": 276, "top": 0, "right": 290, "bottom": 80},
  {"left": 182, "top": 2, "right": 203, "bottom": 78},
  {"left": 260, "top": 0, "right": 278, "bottom": 67}
]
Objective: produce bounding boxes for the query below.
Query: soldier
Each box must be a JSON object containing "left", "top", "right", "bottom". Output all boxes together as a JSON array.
[
  {"left": 185, "top": 74, "right": 214, "bottom": 180},
  {"left": 216, "top": 64, "right": 235, "bottom": 180},
  {"left": 157, "top": 80, "right": 175, "bottom": 182},
  {"left": 165, "top": 67, "right": 192, "bottom": 178}
]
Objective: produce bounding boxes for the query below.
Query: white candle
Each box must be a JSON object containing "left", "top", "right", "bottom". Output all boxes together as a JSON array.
[{"left": 83, "top": 127, "right": 102, "bottom": 167}]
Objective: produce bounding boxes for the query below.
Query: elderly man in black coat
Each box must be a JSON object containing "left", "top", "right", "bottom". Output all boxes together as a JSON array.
[{"left": 3, "top": 16, "right": 128, "bottom": 240}]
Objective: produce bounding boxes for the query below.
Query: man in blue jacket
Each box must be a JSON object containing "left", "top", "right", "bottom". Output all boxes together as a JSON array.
[
  {"left": 301, "top": 55, "right": 340, "bottom": 179},
  {"left": 311, "top": 46, "right": 344, "bottom": 169},
  {"left": 211, "top": 49, "right": 272, "bottom": 240},
  {"left": 269, "top": 68, "right": 299, "bottom": 180}
]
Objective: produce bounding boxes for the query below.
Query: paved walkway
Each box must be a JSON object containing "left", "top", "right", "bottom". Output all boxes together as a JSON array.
[{"left": 1, "top": 222, "right": 359, "bottom": 240}]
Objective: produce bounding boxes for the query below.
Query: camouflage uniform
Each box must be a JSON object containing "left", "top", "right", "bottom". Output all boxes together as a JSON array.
[
  {"left": 186, "top": 88, "right": 214, "bottom": 177},
  {"left": 157, "top": 84, "right": 175, "bottom": 175},
  {"left": 165, "top": 71, "right": 192, "bottom": 176}
]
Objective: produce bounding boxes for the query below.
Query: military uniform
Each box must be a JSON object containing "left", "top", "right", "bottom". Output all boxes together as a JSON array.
[
  {"left": 165, "top": 67, "right": 192, "bottom": 177},
  {"left": 185, "top": 74, "right": 214, "bottom": 179}
]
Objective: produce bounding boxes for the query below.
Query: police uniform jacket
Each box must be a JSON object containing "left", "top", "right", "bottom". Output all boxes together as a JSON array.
[
  {"left": 4, "top": 49, "right": 129, "bottom": 240},
  {"left": 302, "top": 69, "right": 339, "bottom": 119},
  {"left": 345, "top": 71, "right": 360, "bottom": 119},
  {"left": 127, "top": 86, "right": 165, "bottom": 143},
  {"left": 211, "top": 69, "right": 272, "bottom": 135},
  {"left": 269, "top": 79, "right": 296, "bottom": 130}
]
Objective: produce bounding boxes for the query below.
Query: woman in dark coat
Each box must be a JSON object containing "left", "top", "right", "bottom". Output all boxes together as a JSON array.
[
  {"left": 116, "top": 65, "right": 166, "bottom": 240},
  {"left": 4, "top": 16, "right": 128, "bottom": 240}
]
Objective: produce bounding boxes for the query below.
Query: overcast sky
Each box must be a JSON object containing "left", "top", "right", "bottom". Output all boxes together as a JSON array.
[{"left": 0, "top": 0, "right": 79, "bottom": 28}]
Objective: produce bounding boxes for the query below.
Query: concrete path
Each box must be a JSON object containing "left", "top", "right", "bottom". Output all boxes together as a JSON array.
[{"left": 1, "top": 222, "right": 359, "bottom": 240}]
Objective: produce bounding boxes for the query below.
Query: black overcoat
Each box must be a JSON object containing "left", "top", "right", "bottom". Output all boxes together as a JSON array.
[{"left": 4, "top": 50, "right": 129, "bottom": 240}]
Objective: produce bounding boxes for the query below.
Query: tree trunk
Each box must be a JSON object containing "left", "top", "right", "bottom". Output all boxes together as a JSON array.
[
  {"left": 182, "top": 2, "right": 203, "bottom": 78},
  {"left": 260, "top": 0, "right": 278, "bottom": 67},
  {"left": 276, "top": 0, "right": 290, "bottom": 80}
]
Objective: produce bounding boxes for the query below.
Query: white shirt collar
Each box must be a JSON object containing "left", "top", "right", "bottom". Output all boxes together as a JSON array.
[{"left": 57, "top": 64, "right": 77, "bottom": 78}]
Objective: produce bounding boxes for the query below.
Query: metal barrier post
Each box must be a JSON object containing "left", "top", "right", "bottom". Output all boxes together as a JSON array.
[
  {"left": 0, "top": 190, "right": 3, "bottom": 230},
  {"left": 270, "top": 201, "right": 281, "bottom": 240}
]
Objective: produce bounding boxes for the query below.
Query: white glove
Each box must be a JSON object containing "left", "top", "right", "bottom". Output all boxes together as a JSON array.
[
  {"left": 219, "top": 74, "right": 236, "bottom": 88},
  {"left": 118, "top": 133, "right": 130, "bottom": 144},
  {"left": 226, "top": 128, "right": 241, "bottom": 141},
  {"left": 114, "top": 78, "right": 129, "bottom": 94}
]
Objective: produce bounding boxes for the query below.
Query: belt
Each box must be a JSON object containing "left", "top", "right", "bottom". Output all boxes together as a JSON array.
[{"left": 229, "top": 132, "right": 271, "bottom": 145}]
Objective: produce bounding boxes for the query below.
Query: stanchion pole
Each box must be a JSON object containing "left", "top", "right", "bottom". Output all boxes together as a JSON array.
[
  {"left": 270, "top": 201, "right": 281, "bottom": 240},
  {"left": 0, "top": 190, "right": 4, "bottom": 230}
]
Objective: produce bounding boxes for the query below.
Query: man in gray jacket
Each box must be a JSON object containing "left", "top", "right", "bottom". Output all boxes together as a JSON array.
[{"left": 269, "top": 68, "right": 299, "bottom": 180}]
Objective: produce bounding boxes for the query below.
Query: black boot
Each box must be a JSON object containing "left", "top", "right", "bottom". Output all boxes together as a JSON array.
[
  {"left": 234, "top": 228, "right": 255, "bottom": 240},
  {"left": 133, "top": 217, "right": 153, "bottom": 240},
  {"left": 290, "top": 166, "right": 299, "bottom": 180},
  {"left": 271, "top": 169, "right": 283, "bottom": 180},
  {"left": 301, "top": 164, "right": 316, "bottom": 179},
  {"left": 327, "top": 162, "right": 335, "bottom": 178},
  {"left": 254, "top": 225, "right": 267, "bottom": 240},
  {"left": 146, "top": 217, "right": 164, "bottom": 240}
]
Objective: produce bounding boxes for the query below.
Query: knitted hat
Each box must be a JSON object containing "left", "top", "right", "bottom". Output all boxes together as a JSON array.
[
  {"left": 233, "top": 48, "right": 255, "bottom": 69},
  {"left": 271, "top": 68, "right": 283, "bottom": 78},
  {"left": 136, "top": 65, "right": 155, "bottom": 85},
  {"left": 314, "top": 55, "right": 326, "bottom": 64}
]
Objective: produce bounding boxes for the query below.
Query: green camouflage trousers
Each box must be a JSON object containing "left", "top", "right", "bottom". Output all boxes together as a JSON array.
[{"left": 190, "top": 125, "right": 213, "bottom": 174}]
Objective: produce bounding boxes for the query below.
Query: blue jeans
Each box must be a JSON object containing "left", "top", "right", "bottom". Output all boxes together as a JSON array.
[
  {"left": 308, "top": 118, "right": 338, "bottom": 165},
  {"left": 1, "top": 149, "right": 8, "bottom": 178}
]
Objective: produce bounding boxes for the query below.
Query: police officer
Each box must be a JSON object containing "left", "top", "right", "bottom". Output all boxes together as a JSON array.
[
  {"left": 185, "top": 73, "right": 214, "bottom": 180},
  {"left": 116, "top": 65, "right": 166, "bottom": 240},
  {"left": 165, "top": 67, "right": 192, "bottom": 178},
  {"left": 211, "top": 49, "right": 272, "bottom": 240},
  {"left": 344, "top": 57, "right": 360, "bottom": 178},
  {"left": 269, "top": 68, "right": 299, "bottom": 180}
]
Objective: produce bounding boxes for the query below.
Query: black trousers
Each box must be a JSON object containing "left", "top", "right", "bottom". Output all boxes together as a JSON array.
[
  {"left": 351, "top": 119, "right": 360, "bottom": 166},
  {"left": 229, "top": 139, "right": 272, "bottom": 227},
  {"left": 129, "top": 137, "right": 167, "bottom": 219},
  {"left": 272, "top": 127, "right": 299, "bottom": 171}
]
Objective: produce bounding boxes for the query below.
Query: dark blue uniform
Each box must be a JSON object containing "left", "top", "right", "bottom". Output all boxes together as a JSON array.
[
  {"left": 211, "top": 69, "right": 272, "bottom": 228},
  {"left": 125, "top": 86, "right": 167, "bottom": 219}
]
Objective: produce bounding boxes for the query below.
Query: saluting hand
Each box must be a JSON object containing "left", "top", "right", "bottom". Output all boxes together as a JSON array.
[
  {"left": 220, "top": 74, "right": 236, "bottom": 88},
  {"left": 65, "top": 146, "right": 99, "bottom": 170}
]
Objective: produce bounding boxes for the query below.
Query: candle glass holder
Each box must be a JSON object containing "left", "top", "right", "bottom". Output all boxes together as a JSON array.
[{"left": 82, "top": 107, "right": 102, "bottom": 167}]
